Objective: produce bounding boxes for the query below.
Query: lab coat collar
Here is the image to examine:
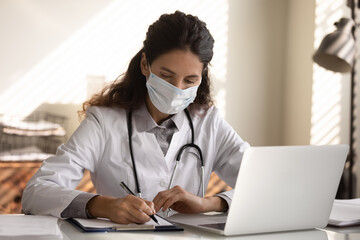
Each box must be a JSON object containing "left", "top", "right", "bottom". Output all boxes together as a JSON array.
[{"left": 133, "top": 103, "right": 185, "bottom": 133}]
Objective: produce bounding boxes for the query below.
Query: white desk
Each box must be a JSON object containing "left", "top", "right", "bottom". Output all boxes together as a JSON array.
[{"left": 4, "top": 219, "right": 360, "bottom": 240}]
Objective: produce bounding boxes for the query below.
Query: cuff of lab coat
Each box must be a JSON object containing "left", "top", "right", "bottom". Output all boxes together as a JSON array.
[
  {"left": 216, "top": 189, "right": 234, "bottom": 212},
  {"left": 60, "top": 192, "right": 98, "bottom": 219}
]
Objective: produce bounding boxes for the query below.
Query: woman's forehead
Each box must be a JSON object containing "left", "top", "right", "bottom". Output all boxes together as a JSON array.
[{"left": 151, "top": 49, "right": 203, "bottom": 75}]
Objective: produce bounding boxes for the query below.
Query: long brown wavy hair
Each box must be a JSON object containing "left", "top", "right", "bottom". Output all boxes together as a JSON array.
[{"left": 79, "top": 11, "right": 215, "bottom": 119}]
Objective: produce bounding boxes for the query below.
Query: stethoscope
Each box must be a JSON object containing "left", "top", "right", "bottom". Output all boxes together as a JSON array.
[{"left": 127, "top": 108, "right": 205, "bottom": 199}]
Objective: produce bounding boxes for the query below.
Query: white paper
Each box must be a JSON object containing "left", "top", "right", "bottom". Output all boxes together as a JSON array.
[
  {"left": 74, "top": 215, "right": 173, "bottom": 228},
  {"left": 0, "top": 215, "right": 63, "bottom": 238},
  {"left": 329, "top": 199, "right": 360, "bottom": 226}
]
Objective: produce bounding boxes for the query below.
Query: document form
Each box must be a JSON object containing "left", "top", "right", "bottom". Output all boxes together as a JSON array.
[{"left": 0, "top": 214, "right": 62, "bottom": 238}]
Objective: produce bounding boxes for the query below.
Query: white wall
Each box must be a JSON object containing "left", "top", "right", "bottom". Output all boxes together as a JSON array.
[
  {"left": 227, "top": 0, "right": 288, "bottom": 146},
  {"left": 282, "top": 0, "right": 315, "bottom": 145},
  {"left": 227, "top": 0, "right": 317, "bottom": 147}
]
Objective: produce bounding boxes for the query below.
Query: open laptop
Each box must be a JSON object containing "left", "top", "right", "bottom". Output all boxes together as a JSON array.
[{"left": 168, "top": 145, "right": 349, "bottom": 236}]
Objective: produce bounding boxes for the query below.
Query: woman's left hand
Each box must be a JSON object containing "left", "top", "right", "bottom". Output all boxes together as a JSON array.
[{"left": 152, "top": 185, "right": 227, "bottom": 214}]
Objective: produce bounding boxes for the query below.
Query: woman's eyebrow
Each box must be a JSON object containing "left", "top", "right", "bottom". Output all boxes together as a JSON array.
[
  {"left": 160, "top": 67, "right": 176, "bottom": 74},
  {"left": 160, "top": 67, "right": 200, "bottom": 78}
]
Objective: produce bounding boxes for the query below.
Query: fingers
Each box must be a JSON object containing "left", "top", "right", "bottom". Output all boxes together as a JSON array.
[
  {"left": 153, "top": 190, "right": 170, "bottom": 212},
  {"left": 129, "top": 196, "right": 155, "bottom": 216},
  {"left": 145, "top": 200, "right": 156, "bottom": 214},
  {"left": 153, "top": 186, "right": 186, "bottom": 212},
  {"left": 110, "top": 195, "right": 155, "bottom": 224},
  {"left": 126, "top": 205, "right": 150, "bottom": 223},
  {"left": 153, "top": 186, "right": 206, "bottom": 214}
]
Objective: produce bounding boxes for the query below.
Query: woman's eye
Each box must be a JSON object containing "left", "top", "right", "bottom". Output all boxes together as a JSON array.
[
  {"left": 185, "top": 80, "right": 196, "bottom": 84},
  {"left": 161, "top": 74, "right": 172, "bottom": 78}
]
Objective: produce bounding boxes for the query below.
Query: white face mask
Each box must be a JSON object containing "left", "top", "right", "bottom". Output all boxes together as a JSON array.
[{"left": 146, "top": 66, "right": 200, "bottom": 114}]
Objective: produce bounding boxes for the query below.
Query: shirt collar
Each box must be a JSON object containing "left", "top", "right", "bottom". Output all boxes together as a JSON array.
[{"left": 133, "top": 103, "right": 185, "bottom": 132}]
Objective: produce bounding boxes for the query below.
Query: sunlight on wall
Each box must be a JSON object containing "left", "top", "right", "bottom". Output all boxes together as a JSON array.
[
  {"left": 0, "top": 0, "right": 228, "bottom": 118},
  {"left": 311, "top": 0, "right": 348, "bottom": 145},
  {"left": 311, "top": 67, "right": 342, "bottom": 144}
]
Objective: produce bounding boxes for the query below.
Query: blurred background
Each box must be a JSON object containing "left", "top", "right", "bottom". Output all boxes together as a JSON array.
[{"left": 1, "top": 0, "right": 358, "bottom": 213}]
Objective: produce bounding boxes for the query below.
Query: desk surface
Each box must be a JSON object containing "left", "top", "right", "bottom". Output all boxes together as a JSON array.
[{"left": 3, "top": 219, "right": 360, "bottom": 240}]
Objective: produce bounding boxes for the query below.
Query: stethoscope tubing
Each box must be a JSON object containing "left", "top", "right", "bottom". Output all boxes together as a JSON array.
[{"left": 127, "top": 110, "right": 142, "bottom": 198}]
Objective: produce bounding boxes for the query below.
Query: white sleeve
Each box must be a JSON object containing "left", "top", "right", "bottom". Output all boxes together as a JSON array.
[
  {"left": 212, "top": 110, "right": 250, "bottom": 209},
  {"left": 21, "top": 107, "right": 105, "bottom": 217}
]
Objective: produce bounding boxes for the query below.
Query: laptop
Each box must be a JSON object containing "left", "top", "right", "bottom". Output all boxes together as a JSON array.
[{"left": 168, "top": 145, "right": 349, "bottom": 236}]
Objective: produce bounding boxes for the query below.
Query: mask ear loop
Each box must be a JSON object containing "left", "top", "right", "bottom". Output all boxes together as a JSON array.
[{"left": 147, "top": 63, "right": 152, "bottom": 76}]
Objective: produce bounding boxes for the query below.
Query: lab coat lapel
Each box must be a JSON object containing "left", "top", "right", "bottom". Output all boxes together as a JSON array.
[
  {"left": 164, "top": 110, "right": 190, "bottom": 170},
  {"left": 132, "top": 130, "right": 168, "bottom": 174},
  {"left": 165, "top": 126, "right": 187, "bottom": 169},
  {"left": 165, "top": 114, "right": 203, "bottom": 196},
  {"left": 127, "top": 131, "right": 167, "bottom": 200}
]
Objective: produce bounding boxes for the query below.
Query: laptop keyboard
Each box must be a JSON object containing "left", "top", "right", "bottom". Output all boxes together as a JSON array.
[{"left": 199, "top": 222, "right": 226, "bottom": 230}]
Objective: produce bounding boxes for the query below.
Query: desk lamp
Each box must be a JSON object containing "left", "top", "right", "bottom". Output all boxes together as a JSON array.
[{"left": 313, "top": 14, "right": 356, "bottom": 198}]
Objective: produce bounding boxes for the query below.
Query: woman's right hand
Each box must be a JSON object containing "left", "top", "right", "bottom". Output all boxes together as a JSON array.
[{"left": 86, "top": 195, "right": 156, "bottom": 224}]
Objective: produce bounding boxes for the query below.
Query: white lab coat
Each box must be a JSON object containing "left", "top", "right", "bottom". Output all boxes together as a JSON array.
[{"left": 22, "top": 105, "right": 250, "bottom": 217}]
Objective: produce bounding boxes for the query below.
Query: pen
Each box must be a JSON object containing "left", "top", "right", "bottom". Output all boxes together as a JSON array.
[{"left": 120, "top": 181, "right": 159, "bottom": 225}]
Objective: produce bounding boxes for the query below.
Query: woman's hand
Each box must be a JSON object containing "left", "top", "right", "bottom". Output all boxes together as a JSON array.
[
  {"left": 86, "top": 195, "right": 156, "bottom": 224},
  {"left": 152, "top": 185, "right": 228, "bottom": 214}
]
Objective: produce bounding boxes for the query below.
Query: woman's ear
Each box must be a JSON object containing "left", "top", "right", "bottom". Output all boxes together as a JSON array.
[{"left": 140, "top": 52, "right": 150, "bottom": 78}]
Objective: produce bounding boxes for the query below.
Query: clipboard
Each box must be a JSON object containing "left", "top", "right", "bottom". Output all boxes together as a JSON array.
[{"left": 67, "top": 215, "right": 183, "bottom": 232}]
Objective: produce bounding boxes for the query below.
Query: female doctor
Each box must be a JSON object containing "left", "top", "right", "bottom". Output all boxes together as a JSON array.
[{"left": 22, "top": 11, "right": 249, "bottom": 224}]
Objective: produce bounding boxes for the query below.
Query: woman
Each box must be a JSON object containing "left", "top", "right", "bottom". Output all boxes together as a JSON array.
[{"left": 22, "top": 11, "right": 250, "bottom": 224}]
